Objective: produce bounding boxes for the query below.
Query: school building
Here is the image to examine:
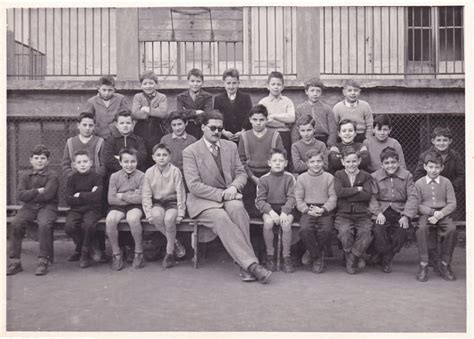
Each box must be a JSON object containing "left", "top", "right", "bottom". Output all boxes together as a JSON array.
[{"left": 6, "top": 6, "right": 465, "bottom": 218}]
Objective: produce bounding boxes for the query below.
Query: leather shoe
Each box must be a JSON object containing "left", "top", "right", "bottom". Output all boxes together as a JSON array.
[
  {"left": 311, "top": 255, "right": 325, "bottom": 274},
  {"left": 240, "top": 267, "right": 257, "bottom": 282},
  {"left": 248, "top": 263, "right": 272, "bottom": 284},
  {"left": 416, "top": 264, "right": 429, "bottom": 282},
  {"left": 345, "top": 252, "right": 356, "bottom": 274},
  {"left": 438, "top": 262, "right": 456, "bottom": 281}
]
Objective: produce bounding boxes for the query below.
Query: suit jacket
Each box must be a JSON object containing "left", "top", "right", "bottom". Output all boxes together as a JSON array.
[
  {"left": 183, "top": 138, "right": 248, "bottom": 218},
  {"left": 213, "top": 90, "right": 253, "bottom": 133}
]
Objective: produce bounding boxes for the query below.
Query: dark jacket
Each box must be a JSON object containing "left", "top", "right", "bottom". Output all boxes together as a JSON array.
[
  {"left": 213, "top": 90, "right": 253, "bottom": 133},
  {"left": 176, "top": 90, "right": 213, "bottom": 139},
  {"left": 334, "top": 169, "right": 372, "bottom": 214},
  {"left": 17, "top": 168, "right": 59, "bottom": 208},
  {"left": 66, "top": 171, "right": 103, "bottom": 212},
  {"left": 102, "top": 132, "right": 148, "bottom": 173}
]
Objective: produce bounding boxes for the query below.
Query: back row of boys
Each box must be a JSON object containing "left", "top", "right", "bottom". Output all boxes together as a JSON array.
[{"left": 8, "top": 68, "right": 464, "bottom": 285}]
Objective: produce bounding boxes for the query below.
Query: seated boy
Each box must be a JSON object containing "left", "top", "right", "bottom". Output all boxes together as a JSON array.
[
  {"left": 296, "top": 149, "right": 337, "bottom": 273},
  {"left": 85, "top": 75, "right": 129, "bottom": 138},
  {"left": 132, "top": 70, "right": 168, "bottom": 168},
  {"left": 214, "top": 68, "right": 253, "bottom": 143},
  {"left": 102, "top": 109, "right": 148, "bottom": 175},
  {"left": 142, "top": 144, "right": 187, "bottom": 268},
  {"left": 255, "top": 148, "right": 296, "bottom": 273},
  {"left": 291, "top": 78, "right": 337, "bottom": 146},
  {"left": 291, "top": 115, "right": 328, "bottom": 174},
  {"left": 369, "top": 147, "right": 418, "bottom": 273},
  {"left": 64, "top": 151, "right": 104, "bottom": 268},
  {"left": 328, "top": 119, "right": 369, "bottom": 173},
  {"left": 333, "top": 79, "right": 373, "bottom": 142},
  {"left": 238, "top": 104, "right": 284, "bottom": 217},
  {"left": 106, "top": 147, "right": 146, "bottom": 271},
  {"left": 334, "top": 149, "right": 373, "bottom": 274},
  {"left": 414, "top": 152, "right": 457, "bottom": 282},
  {"left": 7, "top": 145, "right": 59, "bottom": 276},
  {"left": 159, "top": 111, "right": 198, "bottom": 172},
  {"left": 259, "top": 71, "right": 295, "bottom": 168},
  {"left": 61, "top": 112, "right": 105, "bottom": 178},
  {"left": 365, "top": 115, "right": 406, "bottom": 173},
  {"left": 176, "top": 68, "right": 213, "bottom": 139}
]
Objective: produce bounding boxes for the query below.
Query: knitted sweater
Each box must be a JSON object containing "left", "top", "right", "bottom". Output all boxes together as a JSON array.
[
  {"left": 291, "top": 100, "right": 338, "bottom": 146},
  {"left": 365, "top": 135, "right": 406, "bottom": 172},
  {"left": 291, "top": 138, "right": 328, "bottom": 174},
  {"left": 108, "top": 169, "right": 145, "bottom": 206},
  {"left": 61, "top": 135, "right": 105, "bottom": 178},
  {"left": 328, "top": 141, "right": 370, "bottom": 172},
  {"left": 213, "top": 90, "right": 253, "bottom": 133},
  {"left": 85, "top": 93, "right": 129, "bottom": 138},
  {"left": 65, "top": 171, "right": 103, "bottom": 211},
  {"left": 255, "top": 171, "right": 296, "bottom": 214},
  {"left": 258, "top": 95, "right": 295, "bottom": 131},
  {"left": 160, "top": 133, "right": 197, "bottom": 171},
  {"left": 333, "top": 100, "right": 373, "bottom": 138},
  {"left": 102, "top": 132, "right": 148, "bottom": 173},
  {"left": 295, "top": 171, "right": 337, "bottom": 214},
  {"left": 415, "top": 176, "right": 457, "bottom": 217}
]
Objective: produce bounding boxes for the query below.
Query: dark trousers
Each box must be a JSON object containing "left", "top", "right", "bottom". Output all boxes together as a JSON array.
[
  {"left": 334, "top": 213, "right": 372, "bottom": 257},
  {"left": 372, "top": 209, "right": 409, "bottom": 264},
  {"left": 416, "top": 215, "right": 456, "bottom": 264},
  {"left": 9, "top": 205, "right": 58, "bottom": 260},
  {"left": 65, "top": 209, "right": 102, "bottom": 253},
  {"left": 242, "top": 171, "right": 266, "bottom": 219},
  {"left": 279, "top": 130, "right": 292, "bottom": 172},
  {"left": 299, "top": 213, "right": 333, "bottom": 259}
]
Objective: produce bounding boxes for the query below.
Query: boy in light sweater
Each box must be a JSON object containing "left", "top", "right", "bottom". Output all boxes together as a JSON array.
[
  {"left": 255, "top": 148, "right": 296, "bottom": 273},
  {"left": 296, "top": 149, "right": 337, "bottom": 273},
  {"left": 142, "top": 143, "right": 186, "bottom": 268}
]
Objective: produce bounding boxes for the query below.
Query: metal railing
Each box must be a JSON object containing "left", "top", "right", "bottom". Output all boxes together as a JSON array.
[
  {"left": 320, "top": 6, "right": 464, "bottom": 78},
  {"left": 6, "top": 114, "right": 465, "bottom": 220},
  {"left": 6, "top": 8, "right": 116, "bottom": 79}
]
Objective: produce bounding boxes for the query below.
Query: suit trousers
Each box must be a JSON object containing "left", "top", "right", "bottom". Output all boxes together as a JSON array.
[
  {"left": 334, "top": 212, "right": 373, "bottom": 257},
  {"left": 197, "top": 200, "right": 258, "bottom": 270},
  {"left": 416, "top": 215, "right": 456, "bottom": 264},
  {"left": 9, "top": 205, "right": 58, "bottom": 260}
]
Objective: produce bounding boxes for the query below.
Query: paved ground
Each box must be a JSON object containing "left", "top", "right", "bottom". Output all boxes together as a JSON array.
[{"left": 6, "top": 238, "right": 467, "bottom": 333}]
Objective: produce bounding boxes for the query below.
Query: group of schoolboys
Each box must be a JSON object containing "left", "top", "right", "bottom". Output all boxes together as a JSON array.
[{"left": 7, "top": 68, "right": 463, "bottom": 285}]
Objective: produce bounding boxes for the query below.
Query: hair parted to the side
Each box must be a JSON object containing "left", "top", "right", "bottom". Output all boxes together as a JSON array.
[
  {"left": 269, "top": 147, "right": 287, "bottom": 160},
  {"left": 118, "top": 147, "right": 138, "bottom": 161},
  {"left": 72, "top": 150, "right": 91, "bottom": 161},
  {"left": 187, "top": 68, "right": 204, "bottom": 81},
  {"left": 431, "top": 126, "right": 452, "bottom": 140},
  {"left": 152, "top": 143, "right": 171, "bottom": 155},
  {"left": 380, "top": 146, "right": 399, "bottom": 162},
  {"left": 98, "top": 75, "right": 115, "bottom": 87},
  {"left": 139, "top": 70, "right": 158, "bottom": 84},
  {"left": 304, "top": 78, "right": 324, "bottom": 91},
  {"left": 373, "top": 115, "right": 392, "bottom": 129},
  {"left": 249, "top": 104, "right": 268, "bottom": 118},
  {"left": 423, "top": 151, "right": 443, "bottom": 166},
  {"left": 338, "top": 119, "right": 357, "bottom": 132},
  {"left": 114, "top": 109, "right": 133, "bottom": 121},
  {"left": 200, "top": 110, "right": 224, "bottom": 126},
  {"left": 30, "top": 144, "right": 51, "bottom": 158},
  {"left": 77, "top": 111, "right": 96, "bottom": 123},
  {"left": 267, "top": 71, "right": 284, "bottom": 84},
  {"left": 222, "top": 68, "right": 240, "bottom": 80}
]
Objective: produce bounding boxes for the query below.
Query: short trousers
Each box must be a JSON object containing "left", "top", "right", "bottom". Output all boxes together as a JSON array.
[
  {"left": 153, "top": 199, "right": 177, "bottom": 211},
  {"left": 109, "top": 204, "right": 143, "bottom": 214}
]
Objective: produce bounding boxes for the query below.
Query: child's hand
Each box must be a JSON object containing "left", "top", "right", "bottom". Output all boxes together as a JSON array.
[
  {"left": 91, "top": 186, "right": 98, "bottom": 192},
  {"left": 73, "top": 192, "right": 80, "bottom": 198},
  {"left": 307, "top": 210, "right": 320, "bottom": 217},
  {"left": 398, "top": 216, "right": 409, "bottom": 229},
  {"left": 311, "top": 205, "right": 324, "bottom": 215},
  {"left": 147, "top": 216, "right": 153, "bottom": 223},
  {"left": 269, "top": 210, "right": 280, "bottom": 225},
  {"left": 375, "top": 213, "right": 386, "bottom": 225},
  {"left": 141, "top": 106, "right": 150, "bottom": 113},
  {"left": 176, "top": 216, "right": 183, "bottom": 224},
  {"left": 357, "top": 186, "right": 363, "bottom": 192},
  {"left": 196, "top": 110, "right": 204, "bottom": 115},
  {"left": 222, "top": 130, "right": 234, "bottom": 139},
  {"left": 280, "top": 213, "right": 291, "bottom": 231},
  {"left": 37, "top": 187, "right": 45, "bottom": 194},
  {"left": 428, "top": 216, "right": 438, "bottom": 224},
  {"left": 235, "top": 193, "right": 243, "bottom": 200},
  {"left": 433, "top": 211, "right": 444, "bottom": 220},
  {"left": 116, "top": 193, "right": 124, "bottom": 200}
]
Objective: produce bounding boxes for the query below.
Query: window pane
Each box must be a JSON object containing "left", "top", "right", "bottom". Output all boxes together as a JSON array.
[
  {"left": 408, "top": 7, "right": 430, "bottom": 27},
  {"left": 439, "top": 28, "right": 462, "bottom": 61},
  {"left": 408, "top": 28, "right": 431, "bottom": 61}
]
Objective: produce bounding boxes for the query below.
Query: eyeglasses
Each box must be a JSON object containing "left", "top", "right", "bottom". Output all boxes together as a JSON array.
[{"left": 207, "top": 125, "right": 224, "bottom": 132}]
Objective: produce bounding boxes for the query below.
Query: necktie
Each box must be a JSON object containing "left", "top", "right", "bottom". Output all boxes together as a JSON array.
[{"left": 210, "top": 144, "right": 218, "bottom": 157}]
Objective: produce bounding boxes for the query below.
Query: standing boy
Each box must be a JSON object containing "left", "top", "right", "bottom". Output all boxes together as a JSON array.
[
  {"left": 414, "top": 152, "right": 457, "bottom": 282},
  {"left": 142, "top": 144, "right": 187, "bottom": 268},
  {"left": 131, "top": 71, "right": 168, "bottom": 167},
  {"left": 255, "top": 148, "right": 296, "bottom": 273},
  {"left": 159, "top": 111, "right": 198, "bottom": 172},
  {"left": 291, "top": 78, "right": 337, "bottom": 146},
  {"left": 85, "top": 75, "right": 129, "bottom": 138},
  {"left": 7, "top": 145, "right": 59, "bottom": 276},
  {"left": 214, "top": 68, "right": 253, "bottom": 143},
  {"left": 258, "top": 71, "right": 295, "bottom": 167},
  {"left": 296, "top": 149, "right": 337, "bottom": 273},
  {"left": 369, "top": 147, "right": 418, "bottom": 273},
  {"left": 333, "top": 79, "right": 373, "bottom": 142},
  {"left": 106, "top": 147, "right": 146, "bottom": 271},
  {"left": 64, "top": 151, "right": 104, "bottom": 268},
  {"left": 365, "top": 115, "right": 406, "bottom": 173},
  {"left": 61, "top": 112, "right": 105, "bottom": 178},
  {"left": 238, "top": 104, "right": 284, "bottom": 217},
  {"left": 176, "top": 68, "right": 213, "bottom": 139},
  {"left": 334, "top": 149, "right": 373, "bottom": 274},
  {"left": 291, "top": 115, "right": 328, "bottom": 174}
]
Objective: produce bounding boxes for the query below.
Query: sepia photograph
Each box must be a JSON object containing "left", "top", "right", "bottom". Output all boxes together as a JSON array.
[{"left": 2, "top": 2, "right": 470, "bottom": 336}]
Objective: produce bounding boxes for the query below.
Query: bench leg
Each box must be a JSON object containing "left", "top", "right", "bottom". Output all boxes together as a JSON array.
[{"left": 193, "top": 221, "right": 199, "bottom": 269}]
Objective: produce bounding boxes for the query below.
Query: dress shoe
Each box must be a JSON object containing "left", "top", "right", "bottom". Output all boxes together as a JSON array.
[
  {"left": 282, "top": 256, "right": 294, "bottom": 273},
  {"left": 239, "top": 267, "right": 257, "bottom": 282},
  {"left": 7, "top": 261, "right": 23, "bottom": 276},
  {"left": 311, "top": 255, "right": 325, "bottom": 274},
  {"left": 35, "top": 258, "right": 49, "bottom": 276},
  {"left": 248, "top": 263, "right": 272, "bottom": 284},
  {"left": 265, "top": 255, "right": 276, "bottom": 272},
  {"left": 112, "top": 254, "right": 124, "bottom": 271},
  {"left": 438, "top": 262, "right": 456, "bottom": 281},
  {"left": 416, "top": 264, "right": 429, "bottom": 282}
]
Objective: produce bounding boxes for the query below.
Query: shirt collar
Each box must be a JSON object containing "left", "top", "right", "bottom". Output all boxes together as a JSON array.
[
  {"left": 343, "top": 99, "right": 359, "bottom": 108},
  {"left": 268, "top": 94, "right": 282, "bottom": 101},
  {"left": 29, "top": 168, "right": 47, "bottom": 176},
  {"left": 345, "top": 169, "right": 360, "bottom": 177},
  {"left": 426, "top": 176, "right": 440, "bottom": 184},
  {"left": 380, "top": 168, "right": 405, "bottom": 180},
  {"left": 202, "top": 138, "right": 221, "bottom": 153},
  {"left": 172, "top": 133, "right": 187, "bottom": 139},
  {"left": 227, "top": 92, "right": 237, "bottom": 101},
  {"left": 155, "top": 163, "right": 171, "bottom": 173}
]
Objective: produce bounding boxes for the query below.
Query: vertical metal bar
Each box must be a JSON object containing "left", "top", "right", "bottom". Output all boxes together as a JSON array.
[
  {"left": 372, "top": 6, "right": 374, "bottom": 74},
  {"left": 380, "top": 6, "right": 383, "bottom": 73},
  {"left": 247, "top": 7, "right": 252, "bottom": 77},
  {"left": 266, "top": 7, "right": 269, "bottom": 73},
  {"left": 435, "top": 7, "right": 439, "bottom": 76},
  {"left": 225, "top": 42, "right": 228, "bottom": 71},
  {"left": 283, "top": 8, "right": 286, "bottom": 74},
  {"left": 444, "top": 7, "right": 447, "bottom": 73},
  {"left": 258, "top": 7, "right": 261, "bottom": 74},
  {"left": 61, "top": 8, "right": 63, "bottom": 75},
  {"left": 53, "top": 9, "right": 55, "bottom": 75},
  {"left": 28, "top": 8, "right": 32, "bottom": 79},
  {"left": 45, "top": 9, "right": 47, "bottom": 76},
  {"left": 143, "top": 42, "right": 147, "bottom": 72},
  {"left": 193, "top": 42, "right": 196, "bottom": 69},
  {"left": 92, "top": 9, "right": 95, "bottom": 75},
  {"left": 339, "top": 7, "right": 342, "bottom": 73},
  {"left": 452, "top": 6, "right": 456, "bottom": 73},
  {"left": 200, "top": 42, "right": 204, "bottom": 74},
  {"left": 388, "top": 7, "right": 391, "bottom": 73},
  {"left": 411, "top": 8, "right": 414, "bottom": 74},
  {"left": 233, "top": 42, "right": 237, "bottom": 69},
  {"left": 420, "top": 7, "right": 423, "bottom": 73},
  {"left": 160, "top": 41, "right": 163, "bottom": 75},
  {"left": 364, "top": 7, "right": 366, "bottom": 74},
  {"left": 274, "top": 7, "right": 277, "bottom": 71},
  {"left": 100, "top": 8, "right": 103, "bottom": 75},
  {"left": 428, "top": 8, "right": 432, "bottom": 75},
  {"left": 396, "top": 7, "right": 399, "bottom": 73},
  {"left": 322, "top": 8, "right": 325, "bottom": 74},
  {"left": 77, "top": 8, "right": 79, "bottom": 75},
  {"left": 84, "top": 8, "right": 87, "bottom": 75},
  {"left": 108, "top": 8, "right": 111, "bottom": 75},
  {"left": 69, "top": 8, "right": 71, "bottom": 75},
  {"left": 404, "top": 8, "right": 408, "bottom": 75},
  {"left": 168, "top": 42, "right": 171, "bottom": 75},
  {"left": 21, "top": 8, "right": 24, "bottom": 76},
  {"left": 355, "top": 7, "right": 358, "bottom": 73},
  {"left": 461, "top": 7, "right": 464, "bottom": 72},
  {"left": 347, "top": 7, "right": 350, "bottom": 73},
  {"left": 152, "top": 41, "right": 155, "bottom": 72},
  {"left": 331, "top": 7, "right": 334, "bottom": 74},
  {"left": 290, "top": 7, "right": 294, "bottom": 74}
]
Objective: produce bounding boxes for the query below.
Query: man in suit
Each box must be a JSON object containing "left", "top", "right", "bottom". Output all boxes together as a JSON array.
[{"left": 183, "top": 110, "right": 272, "bottom": 284}]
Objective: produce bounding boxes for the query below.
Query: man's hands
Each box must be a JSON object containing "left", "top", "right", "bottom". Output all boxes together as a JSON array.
[{"left": 222, "top": 186, "right": 238, "bottom": 201}]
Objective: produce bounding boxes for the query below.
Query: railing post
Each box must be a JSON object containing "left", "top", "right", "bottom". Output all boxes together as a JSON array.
[
  {"left": 116, "top": 8, "right": 140, "bottom": 80},
  {"left": 296, "top": 7, "right": 320, "bottom": 79},
  {"left": 7, "top": 30, "right": 16, "bottom": 78}
]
